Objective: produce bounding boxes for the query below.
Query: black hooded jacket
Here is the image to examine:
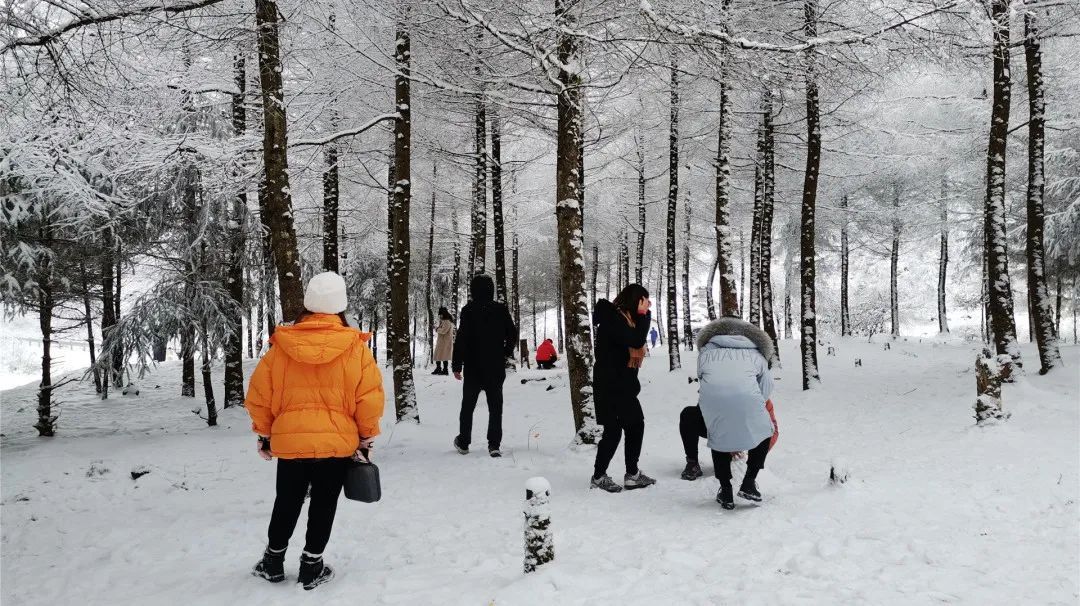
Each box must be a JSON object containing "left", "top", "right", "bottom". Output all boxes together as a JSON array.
[
  {"left": 451, "top": 275, "right": 518, "bottom": 375},
  {"left": 591, "top": 299, "right": 651, "bottom": 426}
]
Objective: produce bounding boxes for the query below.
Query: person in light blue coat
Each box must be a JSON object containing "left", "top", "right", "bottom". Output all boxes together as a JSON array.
[{"left": 678, "top": 315, "right": 777, "bottom": 510}]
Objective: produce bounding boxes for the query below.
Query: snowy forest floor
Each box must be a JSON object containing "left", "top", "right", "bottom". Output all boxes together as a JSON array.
[{"left": 1, "top": 338, "right": 1078, "bottom": 605}]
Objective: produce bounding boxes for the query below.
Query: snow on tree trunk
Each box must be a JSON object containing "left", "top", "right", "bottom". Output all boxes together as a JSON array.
[
  {"left": 112, "top": 243, "right": 122, "bottom": 387},
  {"left": 682, "top": 197, "right": 693, "bottom": 350},
  {"left": 36, "top": 217, "right": 56, "bottom": 437},
  {"left": 556, "top": 280, "right": 564, "bottom": 354},
  {"left": 800, "top": 0, "right": 821, "bottom": 390},
  {"left": 1023, "top": 11, "right": 1061, "bottom": 375},
  {"left": 938, "top": 177, "right": 949, "bottom": 334},
  {"left": 523, "top": 477, "right": 554, "bottom": 573},
  {"left": 79, "top": 261, "right": 102, "bottom": 393},
  {"left": 470, "top": 74, "right": 488, "bottom": 275},
  {"left": 975, "top": 347, "right": 1011, "bottom": 424},
  {"left": 760, "top": 93, "right": 779, "bottom": 361},
  {"left": 512, "top": 230, "right": 521, "bottom": 332},
  {"left": 749, "top": 122, "right": 764, "bottom": 328},
  {"left": 224, "top": 51, "right": 247, "bottom": 409},
  {"left": 840, "top": 194, "right": 850, "bottom": 337},
  {"left": 254, "top": 0, "right": 305, "bottom": 320},
  {"left": 385, "top": 147, "right": 395, "bottom": 365},
  {"left": 451, "top": 206, "right": 461, "bottom": 314},
  {"left": 706, "top": 256, "right": 718, "bottom": 321},
  {"left": 982, "top": 0, "right": 1021, "bottom": 371},
  {"left": 491, "top": 106, "right": 508, "bottom": 303},
  {"left": 666, "top": 58, "right": 682, "bottom": 371},
  {"left": 100, "top": 229, "right": 119, "bottom": 395},
  {"left": 890, "top": 182, "right": 901, "bottom": 338},
  {"left": 713, "top": 0, "right": 738, "bottom": 318},
  {"left": 201, "top": 320, "right": 217, "bottom": 427},
  {"left": 391, "top": 21, "right": 418, "bottom": 422},
  {"left": 591, "top": 243, "right": 599, "bottom": 308},
  {"left": 555, "top": 0, "right": 599, "bottom": 444},
  {"left": 636, "top": 140, "right": 646, "bottom": 284},
  {"left": 426, "top": 162, "right": 437, "bottom": 365}
]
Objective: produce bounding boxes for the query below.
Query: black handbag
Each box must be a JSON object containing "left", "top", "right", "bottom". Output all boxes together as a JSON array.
[{"left": 343, "top": 451, "right": 381, "bottom": 503}]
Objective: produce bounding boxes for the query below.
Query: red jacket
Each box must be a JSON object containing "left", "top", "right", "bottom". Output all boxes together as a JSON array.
[{"left": 536, "top": 339, "right": 557, "bottom": 362}]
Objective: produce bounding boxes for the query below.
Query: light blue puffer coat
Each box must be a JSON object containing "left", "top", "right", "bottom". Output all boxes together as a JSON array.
[{"left": 696, "top": 318, "right": 776, "bottom": 452}]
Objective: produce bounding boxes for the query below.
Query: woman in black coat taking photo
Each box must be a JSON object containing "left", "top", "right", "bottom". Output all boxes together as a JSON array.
[{"left": 590, "top": 284, "right": 657, "bottom": 493}]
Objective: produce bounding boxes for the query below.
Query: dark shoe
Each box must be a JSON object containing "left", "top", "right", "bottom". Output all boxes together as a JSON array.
[
  {"left": 453, "top": 437, "right": 469, "bottom": 455},
  {"left": 738, "top": 479, "right": 762, "bottom": 502},
  {"left": 717, "top": 482, "right": 735, "bottom": 510},
  {"left": 297, "top": 553, "right": 334, "bottom": 591},
  {"left": 680, "top": 461, "right": 703, "bottom": 481},
  {"left": 252, "top": 547, "right": 286, "bottom": 583},
  {"left": 623, "top": 471, "right": 657, "bottom": 490},
  {"left": 489, "top": 447, "right": 502, "bottom": 458},
  {"left": 590, "top": 474, "right": 623, "bottom": 493}
]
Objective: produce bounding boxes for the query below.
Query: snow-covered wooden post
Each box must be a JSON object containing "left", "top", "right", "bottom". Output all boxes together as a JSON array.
[
  {"left": 524, "top": 477, "right": 553, "bottom": 574},
  {"left": 975, "top": 347, "right": 1012, "bottom": 424}
]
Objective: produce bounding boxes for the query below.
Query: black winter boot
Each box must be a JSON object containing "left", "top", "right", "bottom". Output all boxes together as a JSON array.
[
  {"left": 739, "top": 468, "right": 762, "bottom": 502},
  {"left": 680, "top": 460, "right": 703, "bottom": 481},
  {"left": 716, "top": 481, "right": 735, "bottom": 510},
  {"left": 297, "top": 552, "right": 334, "bottom": 590},
  {"left": 252, "top": 547, "right": 286, "bottom": 583}
]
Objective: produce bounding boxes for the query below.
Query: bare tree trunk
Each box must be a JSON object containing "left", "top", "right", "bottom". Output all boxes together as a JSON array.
[
  {"left": 1023, "top": 11, "right": 1060, "bottom": 374},
  {"left": 470, "top": 80, "right": 488, "bottom": 275},
  {"left": 739, "top": 229, "right": 746, "bottom": 317},
  {"left": 390, "top": 19, "right": 418, "bottom": 422},
  {"left": 426, "top": 162, "right": 437, "bottom": 365},
  {"left": 224, "top": 51, "right": 247, "bottom": 408},
  {"left": 531, "top": 297, "right": 538, "bottom": 350},
  {"left": 666, "top": 58, "right": 682, "bottom": 370},
  {"left": 706, "top": 255, "right": 718, "bottom": 321},
  {"left": 79, "top": 261, "right": 102, "bottom": 393},
  {"left": 890, "top": 182, "right": 901, "bottom": 338},
  {"left": 385, "top": 146, "right": 395, "bottom": 364},
  {"left": 556, "top": 280, "right": 564, "bottom": 354},
  {"left": 36, "top": 216, "right": 56, "bottom": 437},
  {"left": 749, "top": 122, "right": 764, "bottom": 327},
  {"left": 245, "top": 265, "right": 254, "bottom": 358},
  {"left": 760, "top": 94, "right": 779, "bottom": 360},
  {"left": 512, "top": 231, "right": 521, "bottom": 332},
  {"left": 555, "top": 0, "right": 598, "bottom": 443},
  {"left": 938, "top": 178, "right": 949, "bottom": 334},
  {"left": 800, "top": 0, "right": 821, "bottom": 389},
  {"left": 636, "top": 139, "right": 646, "bottom": 284},
  {"left": 113, "top": 242, "right": 122, "bottom": 387},
  {"left": 983, "top": 0, "right": 1021, "bottom": 370},
  {"left": 682, "top": 197, "right": 693, "bottom": 350},
  {"left": 451, "top": 206, "right": 461, "bottom": 313},
  {"left": 491, "top": 107, "right": 508, "bottom": 301},
  {"left": 714, "top": 0, "right": 738, "bottom": 317},
  {"left": 255, "top": 0, "right": 304, "bottom": 320},
  {"left": 840, "top": 194, "right": 850, "bottom": 337},
  {"left": 590, "top": 243, "right": 599, "bottom": 306},
  {"left": 654, "top": 251, "right": 665, "bottom": 344},
  {"left": 200, "top": 320, "right": 217, "bottom": 426},
  {"left": 99, "top": 230, "right": 116, "bottom": 394}
]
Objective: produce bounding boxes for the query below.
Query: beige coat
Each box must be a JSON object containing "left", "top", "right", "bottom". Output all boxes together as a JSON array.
[{"left": 434, "top": 318, "right": 455, "bottom": 361}]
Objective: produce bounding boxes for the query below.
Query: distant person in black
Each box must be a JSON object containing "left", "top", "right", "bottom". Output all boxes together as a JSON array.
[
  {"left": 589, "top": 283, "right": 657, "bottom": 493},
  {"left": 452, "top": 274, "right": 518, "bottom": 458}
]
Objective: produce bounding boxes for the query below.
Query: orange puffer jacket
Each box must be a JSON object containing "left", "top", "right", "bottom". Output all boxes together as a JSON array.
[{"left": 245, "top": 314, "right": 384, "bottom": 459}]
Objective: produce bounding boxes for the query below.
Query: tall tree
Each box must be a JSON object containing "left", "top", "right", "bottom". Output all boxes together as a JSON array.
[
  {"left": 713, "top": 0, "right": 738, "bottom": 318},
  {"left": 491, "top": 106, "right": 508, "bottom": 302},
  {"left": 390, "top": 15, "right": 418, "bottom": 421},
  {"left": 470, "top": 64, "right": 488, "bottom": 275},
  {"left": 800, "top": 0, "right": 821, "bottom": 389},
  {"left": 937, "top": 178, "right": 949, "bottom": 334},
  {"left": 322, "top": 13, "right": 340, "bottom": 273},
  {"left": 1023, "top": 10, "right": 1061, "bottom": 374},
  {"left": 223, "top": 51, "right": 247, "bottom": 409},
  {"left": 840, "top": 194, "right": 850, "bottom": 336},
  {"left": 665, "top": 58, "right": 682, "bottom": 370},
  {"left": 254, "top": 0, "right": 304, "bottom": 319},
  {"left": 636, "top": 137, "right": 647, "bottom": 284},
  {"left": 749, "top": 123, "right": 765, "bottom": 327},
  {"left": 426, "top": 162, "right": 437, "bottom": 364},
  {"left": 554, "top": 0, "right": 599, "bottom": 443},
  {"left": 890, "top": 182, "right": 901, "bottom": 337},
  {"left": 982, "top": 0, "right": 1021, "bottom": 368},
  {"left": 760, "top": 93, "right": 779, "bottom": 359},
  {"left": 682, "top": 197, "right": 693, "bottom": 350}
]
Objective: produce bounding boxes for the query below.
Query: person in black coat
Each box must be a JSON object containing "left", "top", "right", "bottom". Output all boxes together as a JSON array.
[
  {"left": 452, "top": 274, "right": 518, "bottom": 457},
  {"left": 590, "top": 283, "right": 656, "bottom": 492}
]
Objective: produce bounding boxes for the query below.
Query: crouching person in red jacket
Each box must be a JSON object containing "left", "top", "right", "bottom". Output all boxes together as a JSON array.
[{"left": 536, "top": 338, "right": 558, "bottom": 369}]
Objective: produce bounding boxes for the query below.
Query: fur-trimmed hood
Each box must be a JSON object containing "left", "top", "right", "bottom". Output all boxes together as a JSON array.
[{"left": 695, "top": 317, "right": 776, "bottom": 366}]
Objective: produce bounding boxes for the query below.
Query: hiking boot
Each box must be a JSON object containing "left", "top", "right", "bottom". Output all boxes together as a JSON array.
[
  {"left": 738, "top": 479, "right": 762, "bottom": 502},
  {"left": 717, "top": 481, "right": 735, "bottom": 510},
  {"left": 297, "top": 553, "right": 334, "bottom": 591},
  {"left": 252, "top": 547, "right": 285, "bottom": 583},
  {"left": 680, "top": 461, "right": 703, "bottom": 481},
  {"left": 624, "top": 471, "right": 657, "bottom": 490},
  {"left": 590, "top": 474, "right": 623, "bottom": 493},
  {"left": 453, "top": 437, "right": 468, "bottom": 455},
  {"left": 489, "top": 447, "right": 502, "bottom": 458}
]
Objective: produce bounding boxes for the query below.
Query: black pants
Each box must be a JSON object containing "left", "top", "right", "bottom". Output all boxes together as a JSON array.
[
  {"left": 679, "top": 405, "right": 769, "bottom": 482},
  {"left": 537, "top": 359, "right": 555, "bottom": 369},
  {"left": 267, "top": 458, "right": 348, "bottom": 554},
  {"left": 435, "top": 361, "right": 448, "bottom": 373},
  {"left": 593, "top": 421, "right": 644, "bottom": 479},
  {"left": 457, "top": 371, "right": 505, "bottom": 449}
]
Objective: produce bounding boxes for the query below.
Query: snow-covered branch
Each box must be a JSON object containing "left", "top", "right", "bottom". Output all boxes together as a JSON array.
[{"left": 290, "top": 113, "right": 400, "bottom": 148}]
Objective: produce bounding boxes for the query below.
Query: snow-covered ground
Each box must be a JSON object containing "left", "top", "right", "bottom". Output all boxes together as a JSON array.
[{"left": 2, "top": 338, "right": 1077, "bottom": 605}]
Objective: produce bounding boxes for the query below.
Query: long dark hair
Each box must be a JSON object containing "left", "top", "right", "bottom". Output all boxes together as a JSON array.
[
  {"left": 612, "top": 284, "right": 649, "bottom": 315},
  {"left": 295, "top": 310, "right": 351, "bottom": 327},
  {"left": 438, "top": 306, "right": 452, "bottom": 321}
]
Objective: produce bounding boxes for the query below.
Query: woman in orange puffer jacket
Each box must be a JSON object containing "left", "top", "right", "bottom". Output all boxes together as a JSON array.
[{"left": 248, "top": 272, "right": 384, "bottom": 591}]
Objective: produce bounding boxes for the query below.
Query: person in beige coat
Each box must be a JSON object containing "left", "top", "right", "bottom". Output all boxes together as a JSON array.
[{"left": 433, "top": 307, "right": 455, "bottom": 375}]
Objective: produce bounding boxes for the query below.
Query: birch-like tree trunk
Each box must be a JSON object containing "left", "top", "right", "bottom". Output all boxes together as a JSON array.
[
  {"left": 749, "top": 123, "right": 764, "bottom": 327},
  {"left": 760, "top": 94, "right": 779, "bottom": 359},
  {"left": 224, "top": 51, "right": 247, "bottom": 408},
  {"left": 491, "top": 106, "right": 507, "bottom": 301},
  {"left": 390, "top": 19, "right": 418, "bottom": 421},
  {"left": 385, "top": 147, "right": 394, "bottom": 364},
  {"left": 983, "top": 0, "right": 1021, "bottom": 369},
  {"left": 706, "top": 255, "right": 718, "bottom": 321},
  {"left": 636, "top": 139, "right": 646, "bottom": 284},
  {"left": 800, "top": 0, "right": 821, "bottom": 389},
  {"left": 666, "top": 58, "right": 682, "bottom": 370},
  {"left": 890, "top": 182, "right": 901, "bottom": 338},
  {"left": 840, "top": 194, "right": 850, "bottom": 336},
  {"left": 254, "top": 0, "right": 304, "bottom": 319},
  {"left": 714, "top": 0, "right": 738, "bottom": 317},
  {"left": 35, "top": 214, "right": 56, "bottom": 436},
  {"left": 426, "top": 162, "right": 437, "bottom": 364},
  {"left": 682, "top": 197, "right": 693, "bottom": 350},
  {"left": 555, "top": 0, "right": 598, "bottom": 443},
  {"left": 470, "top": 76, "right": 488, "bottom": 275},
  {"left": 1023, "top": 11, "right": 1060, "bottom": 374},
  {"left": 590, "top": 243, "right": 599, "bottom": 306},
  {"left": 451, "top": 205, "right": 461, "bottom": 313},
  {"left": 937, "top": 178, "right": 949, "bottom": 334}
]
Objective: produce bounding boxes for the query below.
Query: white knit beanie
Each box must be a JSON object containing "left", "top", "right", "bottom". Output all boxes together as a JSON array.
[{"left": 303, "top": 272, "right": 348, "bottom": 314}]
